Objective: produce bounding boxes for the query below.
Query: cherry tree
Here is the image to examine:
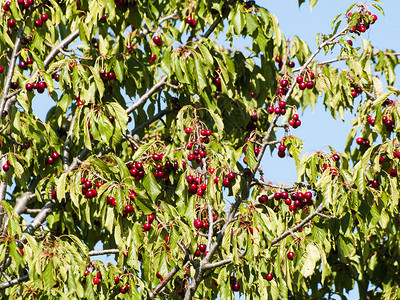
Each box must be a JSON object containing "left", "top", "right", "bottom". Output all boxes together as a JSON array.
[{"left": 0, "top": 0, "right": 399, "bottom": 299}]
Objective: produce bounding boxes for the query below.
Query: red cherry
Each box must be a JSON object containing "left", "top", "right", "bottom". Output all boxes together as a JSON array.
[
  {"left": 194, "top": 219, "right": 203, "bottom": 228},
  {"left": 198, "top": 244, "right": 206, "bottom": 252},
  {"left": 84, "top": 180, "right": 92, "bottom": 189},
  {"left": 266, "top": 273, "right": 273, "bottom": 281},
  {"left": 287, "top": 251, "right": 295, "bottom": 260},
  {"left": 153, "top": 36, "right": 162, "bottom": 46},
  {"left": 227, "top": 172, "right": 235, "bottom": 181},
  {"left": 51, "top": 152, "right": 59, "bottom": 160},
  {"left": 306, "top": 81, "right": 314, "bottom": 89},
  {"left": 147, "top": 214, "right": 155, "bottom": 223},
  {"left": 41, "top": 14, "right": 48, "bottom": 22},
  {"left": 143, "top": 223, "right": 151, "bottom": 231},
  {"left": 156, "top": 271, "right": 163, "bottom": 279},
  {"left": 299, "top": 81, "right": 306, "bottom": 90},
  {"left": 93, "top": 277, "right": 100, "bottom": 284},
  {"left": 296, "top": 76, "right": 303, "bottom": 83},
  {"left": 125, "top": 205, "right": 134, "bottom": 213},
  {"left": 7, "top": 19, "right": 16, "bottom": 28},
  {"left": 26, "top": 83, "right": 33, "bottom": 91},
  {"left": 149, "top": 54, "right": 157, "bottom": 63},
  {"left": 34, "top": 19, "right": 43, "bottom": 28},
  {"left": 275, "top": 56, "right": 282, "bottom": 63},
  {"left": 222, "top": 178, "right": 231, "bottom": 187},
  {"left": 280, "top": 79, "right": 288, "bottom": 87},
  {"left": 356, "top": 137, "right": 364, "bottom": 145},
  {"left": 107, "top": 196, "right": 115, "bottom": 205},
  {"left": 351, "top": 90, "right": 357, "bottom": 98},
  {"left": 232, "top": 283, "right": 240, "bottom": 292},
  {"left": 185, "top": 127, "right": 192, "bottom": 134},
  {"left": 304, "top": 192, "right": 312, "bottom": 199},
  {"left": 120, "top": 286, "right": 127, "bottom": 294}
]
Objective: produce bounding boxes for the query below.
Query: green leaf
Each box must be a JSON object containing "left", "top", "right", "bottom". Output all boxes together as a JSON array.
[
  {"left": 56, "top": 173, "right": 67, "bottom": 201},
  {"left": 300, "top": 244, "right": 320, "bottom": 277},
  {"left": 131, "top": 141, "right": 156, "bottom": 162},
  {"left": 310, "top": 0, "right": 318, "bottom": 10},
  {"left": 43, "top": 262, "right": 55, "bottom": 292},
  {"left": 143, "top": 172, "right": 161, "bottom": 202},
  {"left": 195, "top": 58, "right": 207, "bottom": 90}
]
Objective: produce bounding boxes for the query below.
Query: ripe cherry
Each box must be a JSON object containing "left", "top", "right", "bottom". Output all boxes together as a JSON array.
[
  {"left": 156, "top": 271, "right": 163, "bottom": 280},
  {"left": 280, "top": 79, "right": 288, "bottom": 87},
  {"left": 222, "top": 178, "right": 231, "bottom": 187},
  {"left": 306, "top": 81, "right": 314, "bottom": 89},
  {"left": 34, "top": 19, "right": 43, "bottom": 28},
  {"left": 299, "top": 81, "right": 306, "bottom": 90},
  {"left": 185, "top": 127, "right": 192, "bottom": 134},
  {"left": 41, "top": 14, "right": 48, "bottom": 22},
  {"left": 93, "top": 277, "right": 100, "bottom": 284},
  {"left": 153, "top": 36, "right": 162, "bottom": 46},
  {"left": 287, "top": 251, "right": 295, "bottom": 260},
  {"left": 149, "top": 54, "right": 157, "bottom": 63},
  {"left": 390, "top": 169, "right": 398, "bottom": 177},
  {"left": 114, "top": 276, "right": 120, "bottom": 284},
  {"left": 266, "top": 273, "right": 273, "bottom": 281},
  {"left": 194, "top": 219, "right": 203, "bottom": 228},
  {"left": 356, "top": 137, "right": 364, "bottom": 145},
  {"left": 125, "top": 205, "right": 134, "bottom": 213},
  {"left": 143, "top": 223, "right": 151, "bottom": 231},
  {"left": 147, "top": 214, "right": 155, "bottom": 223},
  {"left": 52, "top": 152, "right": 59, "bottom": 160},
  {"left": 227, "top": 172, "right": 235, "bottom": 181},
  {"left": 232, "top": 283, "right": 240, "bottom": 291},
  {"left": 7, "top": 19, "right": 16, "bottom": 28}
]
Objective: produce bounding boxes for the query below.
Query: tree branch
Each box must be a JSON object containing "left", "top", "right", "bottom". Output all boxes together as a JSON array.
[
  {"left": 20, "top": 201, "right": 56, "bottom": 244},
  {"left": 0, "top": 24, "right": 25, "bottom": 121},
  {"left": 43, "top": 29, "right": 80, "bottom": 67},
  {"left": 0, "top": 274, "right": 29, "bottom": 290},
  {"left": 129, "top": 109, "right": 172, "bottom": 136},
  {"left": 270, "top": 202, "right": 327, "bottom": 247},
  {"left": 126, "top": 75, "right": 168, "bottom": 115},
  {"left": 88, "top": 249, "right": 119, "bottom": 256}
]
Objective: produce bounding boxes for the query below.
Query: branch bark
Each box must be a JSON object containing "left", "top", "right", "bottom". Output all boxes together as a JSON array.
[
  {"left": 0, "top": 24, "right": 25, "bottom": 121},
  {"left": 126, "top": 75, "right": 168, "bottom": 115},
  {"left": 0, "top": 274, "right": 29, "bottom": 289}
]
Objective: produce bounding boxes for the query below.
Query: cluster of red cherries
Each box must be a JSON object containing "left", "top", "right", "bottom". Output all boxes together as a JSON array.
[
  {"left": 260, "top": 190, "right": 314, "bottom": 212},
  {"left": 347, "top": 10, "right": 377, "bottom": 34}
]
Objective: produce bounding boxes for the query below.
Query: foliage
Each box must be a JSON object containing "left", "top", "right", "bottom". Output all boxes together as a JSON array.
[{"left": 0, "top": 0, "right": 399, "bottom": 299}]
